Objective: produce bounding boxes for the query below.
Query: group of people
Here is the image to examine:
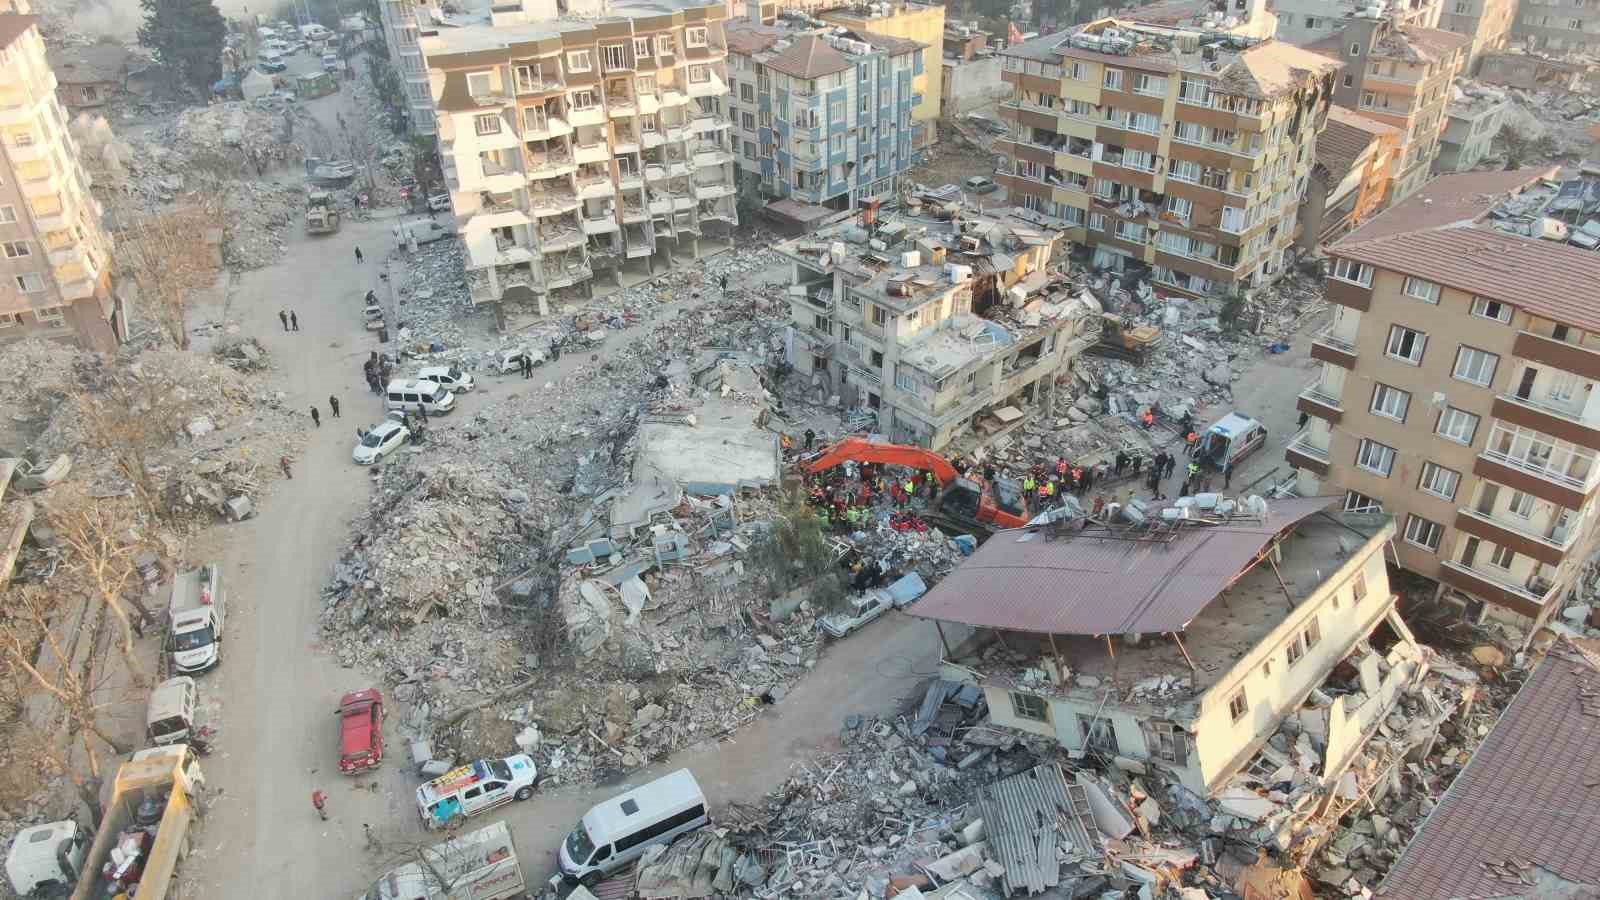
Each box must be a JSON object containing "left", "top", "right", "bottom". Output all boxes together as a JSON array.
[
  {"left": 805, "top": 462, "right": 933, "bottom": 531},
  {"left": 362, "top": 351, "right": 393, "bottom": 395}
]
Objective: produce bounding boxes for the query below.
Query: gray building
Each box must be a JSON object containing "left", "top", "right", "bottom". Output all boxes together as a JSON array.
[
  {"left": 1435, "top": 84, "right": 1509, "bottom": 173},
  {"left": 1512, "top": 0, "right": 1600, "bottom": 56},
  {"left": 375, "top": 0, "right": 436, "bottom": 135}
]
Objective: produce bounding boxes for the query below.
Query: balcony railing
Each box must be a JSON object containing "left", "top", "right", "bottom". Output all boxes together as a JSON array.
[
  {"left": 1287, "top": 427, "right": 1330, "bottom": 463},
  {"left": 1299, "top": 382, "right": 1344, "bottom": 412},
  {"left": 1313, "top": 327, "right": 1358, "bottom": 356},
  {"left": 1440, "top": 559, "right": 1555, "bottom": 608},
  {"left": 1499, "top": 390, "right": 1597, "bottom": 430},
  {"left": 1478, "top": 447, "right": 1590, "bottom": 492},
  {"left": 1458, "top": 506, "right": 1575, "bottom": 552}
]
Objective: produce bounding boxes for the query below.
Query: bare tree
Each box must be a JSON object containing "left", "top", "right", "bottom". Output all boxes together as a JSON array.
[
  {"left": 360, "top": 823, "right": 510, "bottom": 896},
  {"left": 1, "top": 586, "right": 129, "bottom": 758},
  {"left": 44, "top": 488, "right": 157, "bottom": 688},
  {"left": 116, "top": 205, "right": 219, "bottom": 350},
  {"left": 75, "top": 364, "right": 196, "bottom": 520}
]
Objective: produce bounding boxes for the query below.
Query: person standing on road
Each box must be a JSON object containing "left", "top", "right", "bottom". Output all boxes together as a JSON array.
[
  {"left": 312, "top": 790, "right": 327, "bottom": 821},
  {"left": 354, "top": 246, "right": 364, "bottom": 264},
  {"left": 804, "top": 428, "right": 815, "bottom": 451},
  {"left": 719, "top": 273, "right": 729, "bottom": 294},
  {"left": 279, "top": 310, "right": 289, "bottom": 331},
  {"left": 329, "top": 395, "right": 341, "bottom": 418},
  {"left": 280, "top": 456, "right": 294, "bottom": 479},
  {"left": 290, "top": 310, "right": 299, "bottom": 331},
  {"left": 310, "top": 406, "right": 321, "bottom": 427}
]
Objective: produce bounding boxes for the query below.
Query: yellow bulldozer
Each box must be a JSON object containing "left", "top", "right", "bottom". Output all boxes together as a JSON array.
[
  {"left": 1089, "top": 313, "right": 1161, "bottom": 363},
  {"left": 305, "top": 189, "right": 341, "bottom": 235}
]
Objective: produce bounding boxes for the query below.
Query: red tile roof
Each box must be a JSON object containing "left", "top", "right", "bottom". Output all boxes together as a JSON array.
[
  {"left": 764, "top": 33, "right": 852, "bottom": 79},
  {"left": 1317, "top": 106, "right": 1400, "bottom": 184},
  {"left": 1337, "top": 166, "right": 1556, "bottom": 244},
  {"left": 1377, "top": 639, "right": 1600, "bottom": 899},
  {"left": 907, "top": 496, "right": 1334, "bottom": 635},
  {"left": 0, "top": 14, "right": 38, "bottom": 51}
]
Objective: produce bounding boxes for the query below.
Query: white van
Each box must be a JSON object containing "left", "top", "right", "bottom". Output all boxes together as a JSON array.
[
  {"left": 147, "top": 676, "right": 198, "bottom": 746},
  {"left": 558, "top": 769, "right": 709, "bottom": 887},
  {"left": 385, "top": 379, "right": 456, "bottom": 416},
  {"left": 393, "top": 217, "right": 453, "bottom": 248}
]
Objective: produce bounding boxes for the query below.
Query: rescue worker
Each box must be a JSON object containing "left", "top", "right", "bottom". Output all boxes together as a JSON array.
[{"left": 1141, "top": 408, "right": 1155, "bottom": 429}]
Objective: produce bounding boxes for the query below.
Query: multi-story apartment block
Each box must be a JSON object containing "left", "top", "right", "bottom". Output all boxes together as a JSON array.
[
  {"left": 724, "top": 21, "right": 922, "bottom": 210},
  {"left": 376, "top": 0, "right": 437, "bottom": 135},
  {"left": 1434, "top": 86, "right": 1509, "bottom": 172},
  {"left": 0, "top": 13, "right": 123, "bottom": 352},
  {"left": 776, "top": 208, "right": 1100, "bottom": 450},
  {"left": 1512, "top": 0, "right": 1600, "bottom": 57},
  {"left": 1298, "top": 104, "right": 1400, "bottom": 249},
  {"left": 1287, "top": 167, "right": 1600, "bottom": 629},
  {"left": 996, "top": 20, "right": 1339, "bottom": 298},
  {"left": 1436, "top": 0, "right": 1515, "bottom": 72},
  {"left": 815, "top": 2, "right": 943, "bottom": 150},
  {"left": 1310, "top": 16, "right": 1467, "bottom": 204},
  {"left": 421, "top": 0, "right": 738, "bottom": 315},
  {"left": 1273, "top": 0, "right": 1443, "bottom": 47}
]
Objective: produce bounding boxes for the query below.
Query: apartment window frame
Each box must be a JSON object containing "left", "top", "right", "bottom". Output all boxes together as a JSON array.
[
  {"left": 1453, "top": 345, "right": 1500, "bottom": 387},
  {"left": 1403, "top": 276, "right": 1441, "bottom": 303},
  {"left": 474, "top": 113, "right": 502, "bottom": 136},
  {"left": 1285, "top": 632, "right": 1306, "bottom": 666},
  {"left": 466, "top": 70, "right": 494, "bottom": 97},
  {"left": 1436, "top": 406, "right": 1480, "bottom": 445},
  {"left": 1507, "top": 490, "right": 1536, "bottom": 519},
  {"left": 1418, "top": 461, "right": 1460, "bottom": 501},
  {"left": 1303, "top": 617, "right": 1321, "bottom": 651},
  {"left": 1370, "top": 383, "right": 1411, "bottom": 422},
  {"left": 1, "top": 240, "right": 30, "bottom": 259},
  {"left": 601, "top": 44, "right": 628, "bottom": 72},
  {"left": 566, "top": 50, "right": 593, "bottom": 73},
  {"left": 1489, "top": 544, "right": 1517, "bottom": 570},
  {"left": 1228, "top": 688, "right": 1248, "bottom": 723},
  {"left": 33, "top": 305, "right": 65, "bottom": 327},
  {"left": 633, "top": 37, "right": 651, "bottom": 59},
  {"left": 14, "top": 273, "right": 45, "bottom": 293},
  {"left": 1356, "top": 438, "right": 1397, "bottom": 477},
  {"left": 1343, "top": 490, "right": 1382, "bottom": 513},
  {"left": 1331, "top": 257, "right": 1372, "bottom": 286},
  {"left": 0, "top": 205, "right": 15, "bottom": 224},
  {"left": 1385, "top": 324, "right": 1427, "bottom": 364},
  {"left": 1470, "top": 296, "right": 1513, "bottom": 323},
  {"left": 1009, "top": 691, "right": 1047, "bottom": 722},
  {"left": 1149, "top": 721, "right": 1187, "bottom": 765},
  {"left": 1404, "top": 513, "right": 1444, "bottom": 552},
  {"left": 1132, "top": 72, "right": 1166, "bottom": 97},
  {"left": 684, "top": 26, "right": 708, "bottom": 48},
  {"left": 656, "top": 35, "right": 675, "bottom": 57},
  {"left": 1103, "top": 68, "right": 1123, "bottom": 90}
]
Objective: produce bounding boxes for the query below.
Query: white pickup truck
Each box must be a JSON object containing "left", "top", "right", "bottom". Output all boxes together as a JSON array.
[{"left": 166, "top": 564, "right": 226, "bottom": 675}]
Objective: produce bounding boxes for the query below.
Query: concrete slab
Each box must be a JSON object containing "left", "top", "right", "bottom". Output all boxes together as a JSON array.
[{"left": 631, "top": 396, "right": 779, "bottom": 495}]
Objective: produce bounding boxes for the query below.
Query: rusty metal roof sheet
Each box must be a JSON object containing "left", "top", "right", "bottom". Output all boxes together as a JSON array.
[
  {"left": 908, "top": 496, "right": 1333, "bottom": 635},
  {"left": 1378, "top": 638, "right": 1600, "bottom": 899}
]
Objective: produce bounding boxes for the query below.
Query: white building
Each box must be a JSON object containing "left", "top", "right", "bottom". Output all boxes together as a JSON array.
[{"left": 376, "top": 0, "right": 437, "bottom": 135}]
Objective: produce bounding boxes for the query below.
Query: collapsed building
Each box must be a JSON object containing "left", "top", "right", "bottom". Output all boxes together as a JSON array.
[{"left": 776, "top": 206, "right": 1102, "bottom": 451}]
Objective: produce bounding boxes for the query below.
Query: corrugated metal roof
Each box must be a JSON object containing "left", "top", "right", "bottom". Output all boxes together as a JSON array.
[
  {"left": 908, "top": 496, "right": 1333, "bottom": 635},
  {"left": 1378, "top": 639, "right": 1600, "bottom": 899}
]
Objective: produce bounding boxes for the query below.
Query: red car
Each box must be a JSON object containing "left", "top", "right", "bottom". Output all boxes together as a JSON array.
[{"left": 337, "top": 688, "right": 383, "bottom": 774}]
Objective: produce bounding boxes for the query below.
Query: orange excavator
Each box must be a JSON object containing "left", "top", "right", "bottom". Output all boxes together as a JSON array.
[{"left": 803, "top": 436, "right": 1031, "bottom": 533}]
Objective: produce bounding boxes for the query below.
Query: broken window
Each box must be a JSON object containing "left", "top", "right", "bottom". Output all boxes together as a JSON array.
[
  {"left": 1302, "top": 617, "right": 1321, "bottom": 651},
  {"left": 1149, "top": 721, "right": 1187, "bottom": 765},
  {"left": 1009, "top": 691, "right": 1047, "bottom": 722},
  {"left": 1080, "top": 715, "right": 1118, "bottom": 754},
  {"left": 1352, "top": 571, "right": 1368, "bottom": 604},
  {"left": 1286, "top": 633, "right": 1305, "bottom": 666},
  {"left": 1228, "top": 689, "right": 1248, "bottom": 723}
]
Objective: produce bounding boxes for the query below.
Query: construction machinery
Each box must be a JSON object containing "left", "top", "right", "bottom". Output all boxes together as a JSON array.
[
  {"left": 305, "top": 189, "right": 341, "bottom": 235},
  {"left": 1088, "top": 313, "right": 1160, "bottom": 363},
  {"left": 804, "top": 436, "right": 1030, "bottom": 534}
]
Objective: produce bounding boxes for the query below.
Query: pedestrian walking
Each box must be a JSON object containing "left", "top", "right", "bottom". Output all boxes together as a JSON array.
[
  {"left": 418, "top": 403, "right": 428, "bottom": 423},
  {"left": 354, "top": 246, "right": 364, "bottom": 264},
  {"left": 804, "top": 428, "right": 816, "bottom": 451},
  {"left": 1223, "top": 462, "right": 1233, "bottom": 490},
  {"left": 290, "top": 310, "right": 299, "bottom": 331},
  {"left": 312, "top": 790, "right": 328, "bottom": 821},
  {"left": 280, "top": 456, "right": 293, "bottom": 479},
  {"left": 279, "top": 310, "right": 289, "bottom": 331},
  {"left": 364, "top": 823, "right": 380, "bottom": 851},
  {"left": 523, "top": 356, "right": 533, "bottom": 378},
  {"left": 310, "top": 406, "right": 321, "bottom": 427},
  {"left": 329, "top": 396, "right": 341, "bottom": 418},
  {"left": 719, "top": 273, "right": 729, "bottom": 293}
]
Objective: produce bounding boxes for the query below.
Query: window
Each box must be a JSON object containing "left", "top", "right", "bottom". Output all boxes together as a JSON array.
[
  {"left": 1436, "top": 406, "right": 1479, "bottom": 444},
  {"left": 738, "top": 82, "right": 754, "bottom": 103},
  {"left": 758, "top": 110, "right": 770, "bottom": 128},
  {"left": 1116, "top": 221, "right": 1145, "bottom": 242},
  {"left": 14, "top": 273, "right": 44, "bottom": 293},
  {"left": 1331, "top": 257, "right": 1372, "bottom": 286},
  {"left": 571, "top": 89, "right": 596, "bottom": 110},
  {"left": 466, "top": 71, "right": 494, "bottom": 97},
  {"left": 474, "top": 114, "right": 501, "bottom": 136},
  {"left": 1404, "top": 514, "right": 1444, "bottom": 551},
  {"left": 1128, "top": 113, "right": 1160, "bottom": 135},
  {"left": 1103, "top": 68, "right": 1123, "bottom": 90},
  {"left": 1171, "top": 120, "right": 1204, "bottom": 144},
  {"left": 870, "top": 305, "right": 886, "bottom": 327},
  {"left": 1, "top": 240, "right": 29, "bottom": 259},
  {"left": 1286, "top": 633, "right": 1305, "bottom": 666},
  {"left": 1306, "top": 15, "right": 1322, "bottom": 26},
  {"left": 633, "top": 37, "right": 651, "bottom": 58},
  {"left": 1489, "top": 545, "right": 1517, "bottom": 569},
  {"left": 688, "top": 64, "right": 709, "bottom": 84},
  {"left": 1353, "top": 572, "right": 1368, "bottom": 603},
  {"left": 1371, "top": 383, "right": 1411, "bottom": 422},
  {"left": 615, "top": 804, "right": 707, "bottom": 852},
  {"left": 1453, "top": 346, "right": 1499, "bottom": 386},
  {"left": 34, "top": 306, "right": 64, "bottom": 327},
  {"left": 656, "top": 35, "right": 675, "bottom": 56},
  {"left": 566, "top": 50, "right": 592, "bottom": 73},
  {"left": 1470, "top": 296, "right": 1513, "bottom": 323},
  {"left": 1349, "top": 42, "right": 1362, "bottom": 56},
  {"left": 1177, "top": 75, "right": 1209, "bottom": 105},
  {"left": 602, "top": 44, "right": 627, "bottom": 71},
  {"left": 1507, "top": 490, "right": 1535, "bottom": 518},
  {"left": 1228, "top": 689, "right": 1248, "bottom": 723},
  {"left": 1385, "top": 325, "right": 1426, "bottom": 364},
  {"left": 636, "top": 74, "right": 657, "bottom": 96},
  {"left": 829, "top": 99, "right": 844, "bottom": 121},
  {"left": 1081, "top": 715, "right": 1119, "bottom": 752},
  {"left": 1089, "top": 213, "right": 1106, "bottom": 231},
  {"left": 1343, "top": 490, "right": 1381, "bottom": 512},
  {"left": 0, "top": 206, "right": 14, "bottom": 224},
  {"left": 1303, "top": 617, "right": 1321, "bottom": 651},
  {"left": 1009, "top": 691, "right": 1047, "bottom": 722},
  {"left": 1132, "top": 73, "right": 1166, "bottom": 96},
  {"left": 1168, "top": 159, "right": 1201, "bottom": 183},
  {"left": 1149, "top": 721, "right": 1187, "bottom": 765},
  {"left": 1356, "top": 438, "right": 1396, "bottom": 477},
  {"left": 1343, "top": 73, "right": 1354, "bottom": 87},
  {"left": 685, "top": 26, "right": 707, "bottom": 48},
  {"left": 743, "top": 140, "right": 755, "bottom": 159},
  {"left": 1403, "top": 276, "right": 1441, "bottom": 303},
  {"left": 1418, "top": 462, "right": 1460, "bottom": 501}
]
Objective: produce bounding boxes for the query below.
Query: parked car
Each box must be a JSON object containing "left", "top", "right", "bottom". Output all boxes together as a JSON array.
[
  {"left": 258, "top": 58, "right": 287, "bottom": 73},
  {"left": 964, "top": 176, "right": 999, "bottom": 195},
  {"left": 415, "top": 365, "right": 474, "bottom": 393},
  {"left": 819, "top": 590, "right": 894, "bottom": 638},
  {"left": 427, "top": 193, "right": 451, "bottom": 212},
  {"left": 495, "top": 346, "right": 546, "bottom": 373},
  {"left": 338, "top": 688, "right": 384, "bottom": 774},
  {"left": 353, "top": 420, "right": 410, "bottom": 465}
]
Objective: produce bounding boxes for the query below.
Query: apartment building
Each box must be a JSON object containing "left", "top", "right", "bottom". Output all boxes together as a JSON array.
[
  {"left": 1310, "top": 16, "right": 1468, "bottom": 204},
  {"left": 1436, "top": 0, "right": 1515, "bottom": 72},
  {"left": 376, "top": 0, "right": 437, "bottom": 134},
  {"left": 1273, "top": 0, "right": 1443, "bottom": 47},
  {"left": 996, "top": 19, "right": 1339, "bottom": 298},
  {"left": 815, "top": 2, "right": 942, "bottom": 150},
  {"left": 1298, "top": 104, "right": 1400, "bottom": 250},
  {"left": 1434, "top": 86, "right": 1509, "bottom": 172},
  {"left": 421, "top": 0, "right": 738, "bottom": 316},
  {"left": 0, "top": 14, "right": 122, "bottom": 352},
  {"left": 775, "top": 208, "right": 1100, "bottom": 451},
  {"left": 724, "top": 20, "right": 922, "bottom": 210},
  {"left": 1287, "top": 167, "right": 1600, "bottom": 628},
  {"left": 1512, "top": 0, "right": 1600, "bottom": 57}
]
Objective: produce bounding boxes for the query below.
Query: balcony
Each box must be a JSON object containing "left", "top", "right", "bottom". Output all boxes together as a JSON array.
[
  {"left": 537, "top": 229, "right": 584, "bottom": 252},
  {"left": 648, "top": 196, "right": 671, "bottom": 216},
  {"left": 1473, "top": 447, "right": 1591, "bottom": 511},
  {"left": 1297, "top": 382, "right": 1344, "bottom": 424},
  {"left": 621, "top": 202, "right": 649, "bottom": 223},
  {"left": 527, "top": 189, "right": 580, "bottom": 216},
  {"left": 617, "top": 169, "right": 644, "bottom": 191},
  {"left": 581, "top": 213, "right": 619, "bottom": 235},
  {"left": 644, "top": 163, "right": 668, "bottom": 183},
  {"left": 515, "top": 74, "right": 563, "bottom": 95},
  {"left": 30, "top": 205, "right": 66, "bottom": 231},
  {"left": 1437, "top": 559, "right": 1553, "bottom": 619},
  {"left": 690, "top": 115, "right": 728, "bottom": 135},
  {"left": 638, "top": 93, "right": 661, "bottom": 116},
  {"left": 692, "top": 180, "right": 733, "bottom": 201},
  {"left": 1492, "top": 392, "right": 1600, "bottom": 445},
  {"left": 662, "top": 124, "right": 689, "bottom": 142},
  {"left": 642, "top": 130, "right": 665, "bottom": 149},
  {"left": 608, "top": 98, "right": 637, "bottom": 118},
  {"left": 5, "top": 141, "right": 48, "bottom": 163},
  {"left": 1454, "top": 507, "right": 1574, "bottom": 568},
  {"left": 577, "top": 175, "right": 616, "bottom": 199},
  {"left": 522, "top": 115, "right": 572, "bottom": 140},
  {"left": 1285, "top": 427, "right": 1330, "bottom": 476},
  {"left": 791, "top": 284, "right": 833, "bottom": 313},
  {"left": 526, "top": 153, "right": 576, "bottom": 179},
  {"left": 573, "top": 141, "right": 609, "bottom": 165},
  {"left": 660, "top": 89, "right": 689, "bottom": 108},
  {"left": 1513, "top": 330, "right": 1600, "bottom": 382},
  {"left": 613, "top": 134, "right": 641, "bottom": 155},
  {"left": 569, "top": 105, "right": 606, "bottom": 127},
  {"left": 1310, "top": 327, "right": 1359, "bottom": 369},
  {"left": 546, "top": 263, "right": 592, "bottom": 289},
  {"left": 685, "top": 73, "right": 726, "bottom": 99},
  {"left": 693, "top": 147, "right": 733, "bottom": 168}
]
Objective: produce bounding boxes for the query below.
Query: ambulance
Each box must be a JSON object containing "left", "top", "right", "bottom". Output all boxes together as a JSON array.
[{"left": 415, "top": 755, "right": 537, "bottom": 829}]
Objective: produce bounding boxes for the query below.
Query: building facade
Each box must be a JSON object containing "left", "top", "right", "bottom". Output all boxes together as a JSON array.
[
  {"left": 996, "top": 21, "right": 1339, "bottom": 298},
  {"left": 816, "top": 2, "right": 942, "bottom": 150},
  {"left": 1288, "top": 168, "right": 1600, "bottom": 628},
  {"left": 1436, "top": 0, "right": 1515, "bottom": 72},
  {"left": 377, "top": 0, "right": 438, "bottom": 135},
  {"left": 1311, "top": 17, "right": 1468, "bottom": 204},
  {"left": 1273, "top": 0, "right": 1443, "bottom": 47},
  {"left": 0, "top": 14, "right": 122, "bottom": 352},
  {"left": 1512, "top": 0, "right": 1600, "bottom": 56},
  {"left": 776, "top": 208, "right": 1100, "bottom": 451},
  {"left": 1434, "top": 88, "right": 1509, "bottom": 172},
  {"left": 1298, "top": 104, "right": 1400, "bottom": 251},
  {"left": 725, "top": 21, "right": 922, "bottom": 210},
  {"left": 421, "top": 0, "right": 738, "bottom": 315}
]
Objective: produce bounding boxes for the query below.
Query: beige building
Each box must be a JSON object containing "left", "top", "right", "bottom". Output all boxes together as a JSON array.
[
  {"left": 776, "top": 208, "right": 1100, "bottom": 451},
  {"left": 0, "top": 14, "right": 122, "bottom": 352},
  {"left": 996, "top": 19, "right": 1340, "bottom": 298},
  {"left": 1288, "top": 167, "right": 1600, "bottom": 628},
  {"left": 1436, "top": 0, "right": 1515, "bottom": 72},
  {"left": 421, "top": 0, "right": 738, "bottom": 316}
]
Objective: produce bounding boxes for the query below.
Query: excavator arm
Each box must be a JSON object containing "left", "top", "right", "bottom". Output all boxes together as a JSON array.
[{"left": 803, "top": 436, "right": 960, "bottom": 485}]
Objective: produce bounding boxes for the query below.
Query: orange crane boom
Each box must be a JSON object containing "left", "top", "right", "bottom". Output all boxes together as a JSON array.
[
  {"left": 802, "top": 436, "right": 1030, "bottom": 531},
  {"left": 805, "top": 436, "right": 960, "bottom": 484}
]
